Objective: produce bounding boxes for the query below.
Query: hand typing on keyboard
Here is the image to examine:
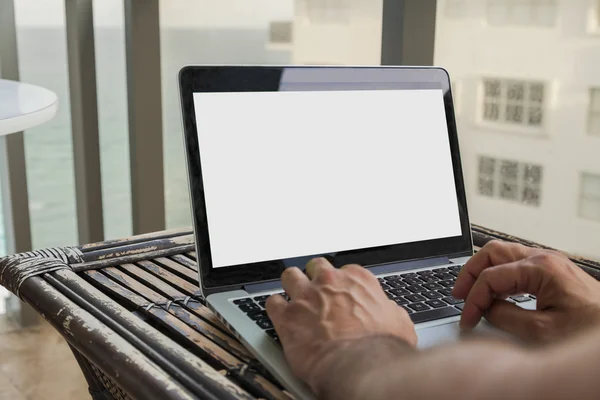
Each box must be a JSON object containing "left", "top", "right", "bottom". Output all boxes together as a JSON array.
[
  {"left": 265, "top": 257, "right": 417, "bottom": 397},
  {"left": 454, "top": 240, "right": 600, "bottom": 343},
  {"left": 264, "top": 244, "right": 600, "bottom": 400}
]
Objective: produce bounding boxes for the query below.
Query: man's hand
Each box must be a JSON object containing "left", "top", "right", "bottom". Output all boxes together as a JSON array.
[
  {"left": 266, "top": 258, "right": 416, "bottom": 396},
  {"left": 453, "top": 240, "right": 600, "bottom": 343}
]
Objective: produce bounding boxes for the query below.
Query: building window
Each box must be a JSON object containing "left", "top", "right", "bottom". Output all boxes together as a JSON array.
[
  {"left": 268, "top": 21, "right": 293, "bottom": 45},
  {"left": 487, "top": 0, "right": 557, "bottom": 27},
  {"left": 482, "top": 78, "right": 545, "bottom": 128},
  {"left": 589, "top": 88, "right": 600, "bottom": 136},
  {"left": 580, "top": 173, "right": 600, "bottom": 221},
  {"left": 478, "top": 156, "right": 543, "bottom": 206}
]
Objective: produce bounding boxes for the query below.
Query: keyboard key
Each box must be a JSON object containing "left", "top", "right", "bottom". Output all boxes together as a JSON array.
[
  {"left": 384, "top": 275, "right": 402, "bottom": 281},
  {"left": 401, "top": 273, "right": 418, "bottom": 278},
  {"left": 439, "top": 289, "right": 453, "bottom": 297},
  {"left": 511, "top": 295, "right": 533, "bottom": 303},
  {"left": 394, "top": 297, "right": 408, "bottom": 305},
  {"left": 422, "top": 282, "right": 444, "bottom": 290},
  {"left": 233, "top": 298, "right": 253, "bottom": 305},
  {"left": 408, "top": 303, "right": 431, "bottom": 312},
  {"left": 378, "top": 278, "right": 385, "bottom": 283},
  {"left": 386, "top": 292, "right": 396, "bottom": 299},
  {"left": 435, "top": 273, "right": 455, "bottom": 281},
  {"left": 426, "top": 300, "right": 447, "bottom": 308},
  {"left": 247, "top": 310, "right": 267, "bottom": 320},
  {"left": 401, "top": 305, "right": 413, "bottom": 314},
  {"left": 258, "top": 301, "right": 267, "bottom": 308},
  {"left": 449, "top": 270, "right": 460, "bottom": 278},
  {"left": 432, "top": 268, "right": 447, "bottom": 273},
  {"left": 417, "top": 270, "right": 435, "bottom": 276},
  {"left": 423, "top": 291, "right": 443, "bottom": 300},
  {"left": 439, "top": 280, "right": 455, "bottom": 288},
  {"left": 380, "top": 283, "right": 392, "bottom": 291},
  {"left": 418, "top": 275, "right": 438, "bottom": 283},
  {"left": 455, "top": 304, "right": 464, "bottom": 311},
  {"left": 256, "top": 318, "right": 274, "bottom": 330},
  {"left": 405, "top": 294, "right": 427, "bottom": 302},
  {"left": 403, "top": 278, "right": 422, "bottom": 285},
  {"left": 442, "top": 297, "right": 463, "bottom": 305},
  {"left": 254, "top": 295, "right": 270, "bottom": 302},
  {"left": 410, "top": 306, "right": 461, "bottom": 324},
  {"left": 406, "top": 284, "right": 427, "bottom": 293},
  {"left": 388, "top": 280, "right": 406, "bottom": 289},
  {"left": 390, "top": 288, "right": 410, "bottom": 296},
  {"left": 239, "top": 303, "right": 261, "bottom": 313}
]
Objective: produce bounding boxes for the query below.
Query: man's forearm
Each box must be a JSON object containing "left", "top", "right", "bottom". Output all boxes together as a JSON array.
[
  {"left": 313, "top": 335, "right": 537, "bottom": 400},
  {"left": 314, "top": 326, "right": 600, "bottom": 400}
]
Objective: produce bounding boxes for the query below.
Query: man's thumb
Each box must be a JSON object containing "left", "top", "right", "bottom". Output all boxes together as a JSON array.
[{"left": 485, "top": 300, "right": 547, "bottom": 343}]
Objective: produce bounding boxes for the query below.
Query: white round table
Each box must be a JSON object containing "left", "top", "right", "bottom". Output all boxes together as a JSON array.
[{"left": 0, "top": 79, "right": 58, "bottom": 135}]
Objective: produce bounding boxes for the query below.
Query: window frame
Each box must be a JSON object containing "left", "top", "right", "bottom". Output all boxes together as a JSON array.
[
  {"left": 477, "top": 155, "right": 543, "bottom": 207},
  {"left": 485, "top": 0, "right": 558, "bottom": 28},
  {"left": 478, "top": 77, "right": 549, "bottom": 136},
  {"left": 579, "top": 173, "right": 600, "bottom": 222}
]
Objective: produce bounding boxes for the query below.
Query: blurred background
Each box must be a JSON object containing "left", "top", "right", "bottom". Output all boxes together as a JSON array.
[{"left": 0, "top": 0, "right": 599, "bottom": 398}]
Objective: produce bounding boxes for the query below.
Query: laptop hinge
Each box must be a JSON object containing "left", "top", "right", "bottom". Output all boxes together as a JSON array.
[
  {"left": 243, "top": 279, "right": 282, "bottom": 295},
  {"left": 367, "top": 256, "right": 450, "bottom": 276},
  {"left": 243, "top": 254, "right": 467, "bottom": 294}
]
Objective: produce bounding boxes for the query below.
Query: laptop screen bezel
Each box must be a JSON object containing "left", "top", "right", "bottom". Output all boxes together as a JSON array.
[{"left": 179, "top": 66, "right": 472, "bottom": 293}]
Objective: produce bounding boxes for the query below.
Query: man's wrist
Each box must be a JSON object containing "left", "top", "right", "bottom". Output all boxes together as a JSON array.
[{"left": 309, "top": 335, "right": 416, "bottom": 400}]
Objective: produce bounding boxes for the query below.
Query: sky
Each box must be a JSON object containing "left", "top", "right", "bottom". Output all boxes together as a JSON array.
[{"left": 14, "top": 0, "right": 294, "bottom": 28}]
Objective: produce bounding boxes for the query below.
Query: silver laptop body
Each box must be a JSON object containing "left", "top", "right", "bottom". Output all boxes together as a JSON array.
[{"left": 179, "top": 65, "right": 537, "bottom": 399}]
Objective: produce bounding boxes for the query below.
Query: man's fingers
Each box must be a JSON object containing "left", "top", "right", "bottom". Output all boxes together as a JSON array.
[
  {"left": 484, "top": 300, "right": 549, "bottom": 342},
  {"left": 280, "top": 267, "right": 310, "bottom": 300},
  {"left": 453, "top": 241, "right": 538, "bottom": 300},
  {"left": 460, "top": 260, "right": 544, "bottom": 330},
  {"left": 265, "top": 293, "right": 288, "bottom": 327},
  {"left": 306, "top": 257, "right": 336, "bottom": 281}
]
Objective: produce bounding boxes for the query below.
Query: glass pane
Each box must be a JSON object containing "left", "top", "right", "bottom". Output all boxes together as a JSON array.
[
  {"left": 93, "top": 0, "right": 133, "bottom": 240},
  {"left": 580, "top": 198, "right": 600, "bottom": 221},
  {"left": 436, "top": 0, "right": 600, "bottom": 260},
  {"left": 15, "top": 1, "right": 78, "bottom": 249},
  {"left": 590, "top": 88, "right": 600, "bottom": 113},
  {"left": 479, "top": 156, "right": 496, "bottom": 176},
  {"left": 589, "top": 113, "right": 600, "bottom": 136},
  {"left": 160, "top": 0, "right": 383, "bottom": 229},
  {"left": 582, "top": 173, "right": 600, "bottom": 200}
]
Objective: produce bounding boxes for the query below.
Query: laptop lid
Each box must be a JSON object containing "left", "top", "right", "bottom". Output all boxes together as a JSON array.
[{"left": 179, "top": 66, "right": 472, "bottom": 295}]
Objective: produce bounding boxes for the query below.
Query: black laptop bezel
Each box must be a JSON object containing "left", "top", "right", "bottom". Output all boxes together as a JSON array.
[{"left": 179, "top": 66, "right": 472, "bottom": 294}]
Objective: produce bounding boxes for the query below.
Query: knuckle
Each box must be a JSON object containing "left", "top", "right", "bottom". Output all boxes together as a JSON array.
[
  {"left": 317, "top": 267, "right": 336, "bottom": 284},
  {"left": 485, "top": 240, "right": 505, "bottom": 252}
]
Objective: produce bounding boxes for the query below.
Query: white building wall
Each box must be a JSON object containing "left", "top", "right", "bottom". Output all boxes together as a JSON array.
[{"left": 289, "top": 0, "right": 600, "bottom": 258}]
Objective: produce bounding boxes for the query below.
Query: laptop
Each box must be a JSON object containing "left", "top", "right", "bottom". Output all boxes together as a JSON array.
[{"left": 178, "top": 66, "right": 537, "bottom": 399}]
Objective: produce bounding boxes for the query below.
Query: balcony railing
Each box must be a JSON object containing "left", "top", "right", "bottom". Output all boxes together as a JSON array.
[{"left": 0, "top": 0, "right": 436, "bottom": 326}]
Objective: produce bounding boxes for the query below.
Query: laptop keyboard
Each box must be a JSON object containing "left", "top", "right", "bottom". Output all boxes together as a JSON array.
[{"left": 231, "top": 265, "right": 534, "bottom": 345}]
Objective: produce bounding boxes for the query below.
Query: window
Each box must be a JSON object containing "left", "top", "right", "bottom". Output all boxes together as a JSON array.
[
  {"left": 487, "top": 0, "right": 557, "bottom": 27},
  {"left": 269, "top": 21, "right": 293, "bottom": 45},
  {"left": 478, "top": 156, "right": 543, "bottom": 206},
  {"left": 589, "top": 88, "right": 600, "bottom": 136},
  {"left": 482, "top": 78, "right": 545, "bottom": 128},
  {"left": 580, "top": 173, "right": 600, "bottom": 221}
]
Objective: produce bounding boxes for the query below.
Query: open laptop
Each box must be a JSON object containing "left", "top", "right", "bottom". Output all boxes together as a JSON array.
[{"left": 179, "top": 66, "right": 537, "bottom": 399}]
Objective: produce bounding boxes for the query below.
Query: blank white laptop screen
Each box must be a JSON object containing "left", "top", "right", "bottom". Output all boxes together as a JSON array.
[{"left": 193, "top": 89, "right": 462, "bottom": 268}]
